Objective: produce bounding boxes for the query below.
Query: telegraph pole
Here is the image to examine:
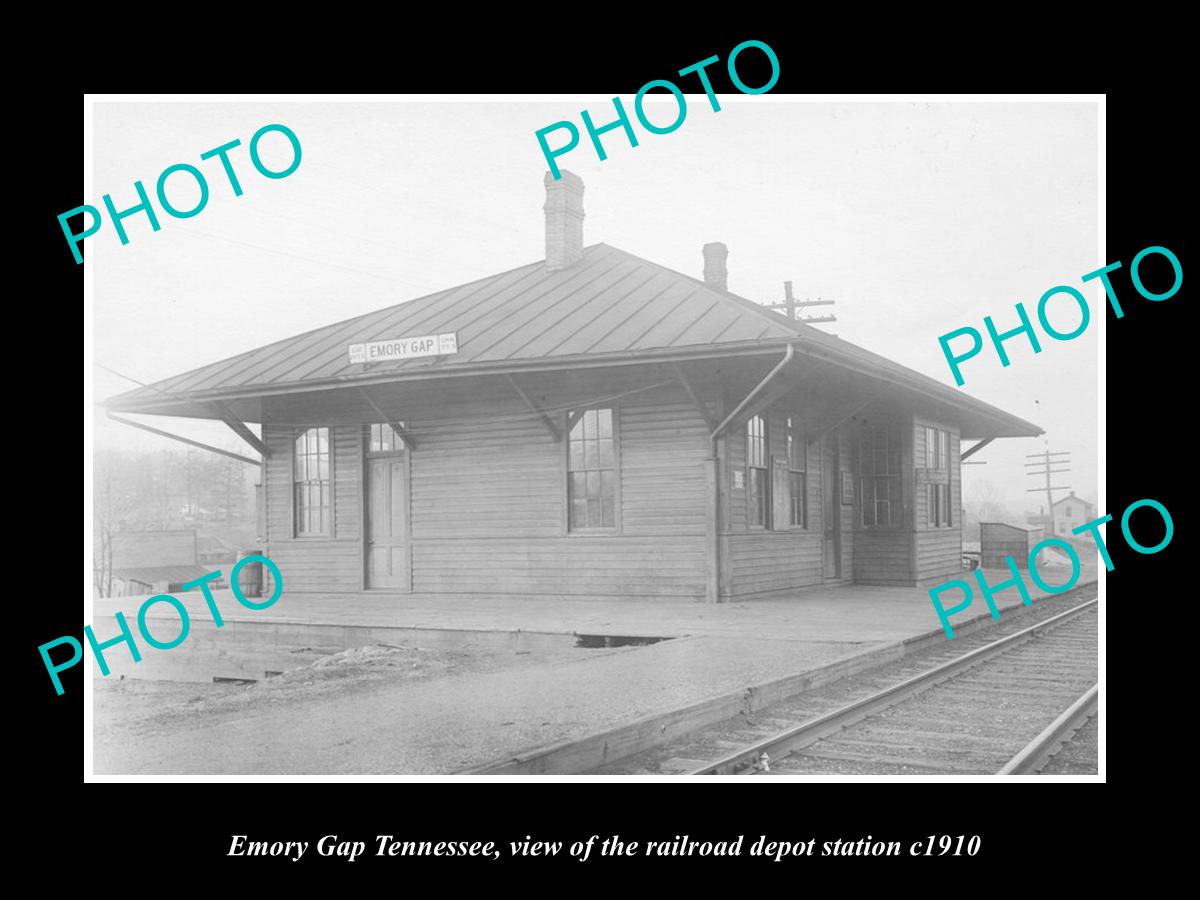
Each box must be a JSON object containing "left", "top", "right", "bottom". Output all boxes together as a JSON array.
[
  {"left": 762, "top": 281, "right": 837, "bottom": 325},
  {"left": 1025, "top": 449, "right": 1071, "bottom": 536},
  {"left": 186, "top": 444, "right": 192, "bottom": 521}
]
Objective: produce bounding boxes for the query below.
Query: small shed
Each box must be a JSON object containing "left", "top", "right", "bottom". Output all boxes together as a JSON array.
[
  {"left": 980, "top": 522, "right": 1044, "bottom": 569},
  {"left": 111, "top": 564, "right": 214, "bottom": 597}
]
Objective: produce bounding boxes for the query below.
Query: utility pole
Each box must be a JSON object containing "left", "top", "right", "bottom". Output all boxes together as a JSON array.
[
  {"left": 762, "top": 281, "right": 838, "bottom": 325},
  {"left": 185, "top": 444, "right": 193, "bottom": 521},
  {"left": 1025, "top": 449, "right": 1071, "bottom": 537}
]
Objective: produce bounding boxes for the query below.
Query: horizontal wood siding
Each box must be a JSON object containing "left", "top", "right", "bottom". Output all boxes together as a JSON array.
[
  {"left": 262, "top": 423, "right": 364, "bottom": 593},
  {"left": 951, "top": 432, "right": 962, "bottom": 528},
  {"left": 621, "top": 398, "right": 709, "bottom": 536},
  {"left": 726, "top": 405, "right": 826, "bottom": 597},
  {"left": 266, "top": 541, "right": 363, "bottom": 592},
  {"left": 727, "top": 412, "right": 746, "bottom": 532},
  {"left": 837, "top": 427, "right": 855, "bottom": 579},
  {"left": 853, "top": 530, "right": 914, "bottom": 583},
  {"left": 915, "top": 530, "right": 963, "bottom": 582},
  {"left": 913, "top": 418, "right": 961, "bottom": 582},
  {"left": 400, "top": 375, "right": 709, "bottom": 598},
  {"left": 413, "top": 535, "right": 705, "bottom": 597},
  {"left": 334, "top": 427, "right": 361, "bottom": 539},
  {"left": 728, "top": 532, "right": 824, "bottom": 597},
  {"left": 410, "top": 411, "right": 560, "bottom": 540}
]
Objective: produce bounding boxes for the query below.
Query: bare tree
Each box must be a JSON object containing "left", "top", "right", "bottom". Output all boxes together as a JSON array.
[
  {"left": 93, "top": 451, "right": 136, "bottom": 597},
  {"left": 962, "top": 480, "right": 1013, "bottom": 542}
]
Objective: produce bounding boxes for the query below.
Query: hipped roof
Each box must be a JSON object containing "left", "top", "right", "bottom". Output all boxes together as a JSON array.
[{"left": 105, "top": 243, "right": 1041, "bottom": 438}]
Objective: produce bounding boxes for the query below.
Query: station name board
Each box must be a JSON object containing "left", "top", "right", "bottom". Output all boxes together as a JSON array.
[
  {"left": 348, "top": 333, "right": 458, "bottom": 364},
  {"left": 915, "top": 468, "right": 949, "bottom": 485}
]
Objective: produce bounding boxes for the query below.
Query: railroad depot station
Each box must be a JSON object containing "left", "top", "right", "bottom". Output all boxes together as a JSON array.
[
  {"left": 107, "top": 171, "right": 1044, "bottom": 602},
  {"left": 97, "top": 172, "right": 1097, "bottom": 775}
]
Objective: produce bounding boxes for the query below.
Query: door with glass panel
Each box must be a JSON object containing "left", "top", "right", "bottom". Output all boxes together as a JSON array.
[{"left": 365, "top": 424, "right": 410, "bottom": 590}]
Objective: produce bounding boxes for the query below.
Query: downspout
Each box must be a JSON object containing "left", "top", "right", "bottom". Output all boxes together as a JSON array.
[
  {"left": 709, "top": 343, "right": 796, "bottom": 449},
  {"left": 706, "top": 343, "right": 797, "bottom": 602}
]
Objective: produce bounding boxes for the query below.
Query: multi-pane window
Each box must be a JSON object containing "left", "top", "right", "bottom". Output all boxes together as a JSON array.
[
  {"left": 860, "top": 425, "right": 902, "bottom": 528},
  {"left": 369, "top": 422, "right": 406, "bottom": 453},
  {"left": 568, "top": 407, "right": 616, "bottom": 530},
  {"left": 786, "top": 416, "right": 807, "bottom": 528},
  {"left": 924, "top": 426, "right": 952, "bottom": 527},
  {"left": 294, "top": 426, "right": 331, "bottom": 536},
  {"left": 746, "top": 415, "right": 768, "bottom": 528}
]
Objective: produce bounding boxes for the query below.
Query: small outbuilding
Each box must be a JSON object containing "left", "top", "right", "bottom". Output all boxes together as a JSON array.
[
  {"left": 980, "top": 522, "right": 1045, "bottom": 569},
  {"left": 108, "top": 529, "right": 210, "bottom": 596}
]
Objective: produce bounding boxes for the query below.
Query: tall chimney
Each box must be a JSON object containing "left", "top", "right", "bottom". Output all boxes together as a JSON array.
[
  {"left": 544, "top": 170, "right": 585, "bottom": 271},
  {"left": 703, "top": 242, "right": 728, "bottom": 292}
]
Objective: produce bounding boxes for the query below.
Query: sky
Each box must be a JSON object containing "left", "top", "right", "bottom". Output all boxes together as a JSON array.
[{"left": 90, "top": 98, "right": 1099, "bottom": 513}]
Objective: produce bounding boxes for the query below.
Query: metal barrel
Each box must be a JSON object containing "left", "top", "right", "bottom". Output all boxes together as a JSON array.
[{"left": 236, "top": 549, "right": 264, "bottom": 598}]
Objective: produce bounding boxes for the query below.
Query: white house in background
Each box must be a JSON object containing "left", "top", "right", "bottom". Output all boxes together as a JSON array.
[
  {"left": 1051, "top": 492, "right": 1096, "bottom": 535},
  {"left": 1029, "top": 491, "right": 1096, "bottom": 537}
]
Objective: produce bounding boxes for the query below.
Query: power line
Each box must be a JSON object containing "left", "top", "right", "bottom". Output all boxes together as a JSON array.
[
  {"left": 761, "top": 280, "right": 838, "bottom": 325},
  {"left": 1025, "top": 449, "right": 1072, "bottom": 536}
]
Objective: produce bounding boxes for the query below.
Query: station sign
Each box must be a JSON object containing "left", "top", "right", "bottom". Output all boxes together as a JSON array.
[{"left": 349, "top": 332, "right": 458, "bottom": 364}]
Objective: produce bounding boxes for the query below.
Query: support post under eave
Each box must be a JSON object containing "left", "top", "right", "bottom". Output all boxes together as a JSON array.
[
  {"left": 704, "top": 455, "right": 719, "bottom": 602},
  {"left": 709, "top": 344, "right": 796, "bottom": 448},
  {"left": 961, "top": 436, "right": 996, "bottom": 461},
  {"left": 806, "top": 396, "right": 878, "bottom": 445},
  {"left": 106, "top": 412, "right": 262, "bottom": 466},
  {"left": 673, "top": 363, "right": 717, "bottom": 431},
  {"left": 707, "top": 345, "right": 796, "bottom": 603},
  {"left": 506, "top": 375, "right": 561, "bottom": 441},
  {"left": 208, "top": 402, "right": 269, "bottom": 458},
  {"left": 356, "top": 386, "right": 417, "bottom": 449}
]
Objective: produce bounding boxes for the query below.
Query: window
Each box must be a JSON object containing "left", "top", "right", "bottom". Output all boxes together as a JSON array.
[
  {"left": 924, "top": 426, "right": 953, "bottom": 527},
  {"left": 568, "top": 407, "right": 616, "bottom": 530},
  {"left": 786, "top": 416, "right": 807, "bottom": 528},
  {"left": 746, "top": 415, "right": 768, "bottom": 528},
  {"left": 294, "top": 426, "right": 331, "bottom": 536},
  {"left": 861, "top": 425, "right": 901, "bottom": 528},
  {"left": 369, "top": 422, "right": 406, "bottom": 453}
]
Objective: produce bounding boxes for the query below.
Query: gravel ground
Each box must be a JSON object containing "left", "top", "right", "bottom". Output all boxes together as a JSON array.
[
  {"left": 95, "top": 637, "right": 592, "bottom": 745},
  {"left": 1038, "top": 714, "right": 1099, "bottom": 775},
  {"left": 96, "top": 644, "right": 454, "bottom": 738},
  {"left": 92, "top": 631, "right": 872, "bottom": 775}
]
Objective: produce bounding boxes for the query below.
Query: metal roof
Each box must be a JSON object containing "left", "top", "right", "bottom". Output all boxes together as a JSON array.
[{"left": 105, "top": 242, "right": 1041, "bottom": 437}]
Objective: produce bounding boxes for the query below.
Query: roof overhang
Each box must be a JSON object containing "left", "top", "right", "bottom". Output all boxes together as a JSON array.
[{"left": 105, "top": 335, "right": 1041, "bottom": 440}]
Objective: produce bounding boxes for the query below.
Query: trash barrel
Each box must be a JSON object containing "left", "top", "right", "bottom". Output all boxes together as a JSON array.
[{"left": 237, "top": 549, "right": 264, "bottom": 598}]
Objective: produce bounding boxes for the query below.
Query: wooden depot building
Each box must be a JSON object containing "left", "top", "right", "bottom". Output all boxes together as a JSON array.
[{"left": 106, "top": 171, "right": 1041, "bottom": 602}]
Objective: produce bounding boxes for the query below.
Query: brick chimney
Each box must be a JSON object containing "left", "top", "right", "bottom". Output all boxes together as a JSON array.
[
  {"left": 702, "top": 242, "right": 728, "bottom": 292},
  {"left": 544, "top": 170, "right": 585, "bottom": 271}
]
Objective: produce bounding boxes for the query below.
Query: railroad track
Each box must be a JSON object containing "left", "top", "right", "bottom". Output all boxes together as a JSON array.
[
  {"left": 1000, "top": 687, "right": 1098, "bottom": 775},
  {"left": 591, "top": 588, "right": 1099, "bottom": 776},
  {"left": 1028, "top": 707, "right": 1099, "bottom": 775}
]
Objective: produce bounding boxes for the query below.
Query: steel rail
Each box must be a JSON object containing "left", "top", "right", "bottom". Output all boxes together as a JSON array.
[
  {"left": 996, "top": 684, "right": 1098, "bottom": 775},
  {"left": 689, "top": 597, "right": 1099, "bottom": 776}
]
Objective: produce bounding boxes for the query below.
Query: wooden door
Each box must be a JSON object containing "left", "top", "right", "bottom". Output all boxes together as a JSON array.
[
  {"left": 366, "top": 455, "right": 409, "bottom": 589},
  {"left": 823, "top": 434, "right": 842, "bottom": 580}
]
